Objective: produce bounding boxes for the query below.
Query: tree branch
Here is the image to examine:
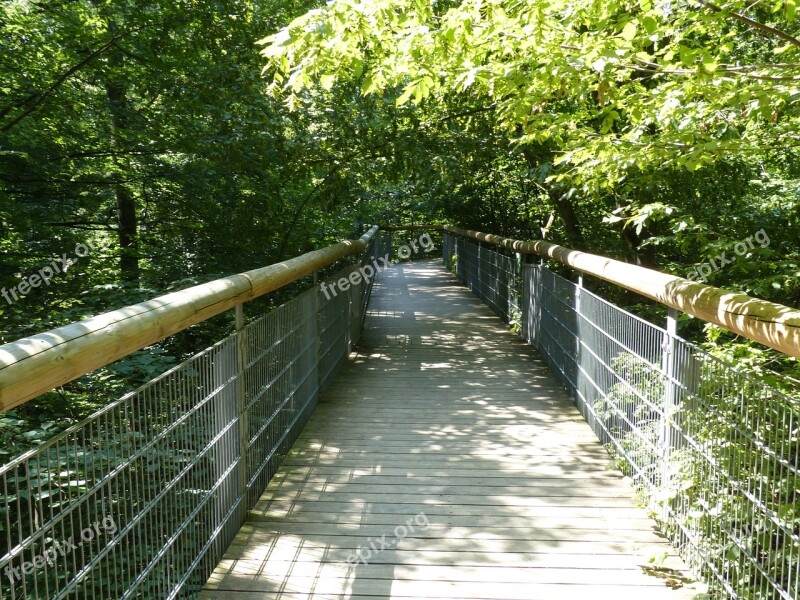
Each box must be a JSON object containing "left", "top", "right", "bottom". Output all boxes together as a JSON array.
[
  {"left": 696, "top": 0, "right": 800, "bottom": 48},
  {"left": 625, "top": 58, "right": 800, "bottom": 81},
  {"left": 43, "top": 223, "right": 114, "bottom": 231},
  {"left": 438, "top": 104, "right": 497, "bottom": 122},
  {"left": 0, "top": 32, "right": 129, "bottom": 134},
  {"left": 46, "top": 149, "right": 169, "bottom": 163}
]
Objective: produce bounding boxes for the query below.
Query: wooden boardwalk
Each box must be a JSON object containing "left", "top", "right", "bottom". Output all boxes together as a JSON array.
[{"left": 202, "top": 260, "right": 702, "bottom": 600}]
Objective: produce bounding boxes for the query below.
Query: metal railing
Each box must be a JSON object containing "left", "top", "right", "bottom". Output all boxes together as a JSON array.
[
  {"left": 0, "top": 232, "right": 381, "bottom": 599},
  {"left": 444, "top": 231, "right": 799, "bottom": 600},
  {"left": 443, "top": 233, "right": 523, "bottom": 327}
]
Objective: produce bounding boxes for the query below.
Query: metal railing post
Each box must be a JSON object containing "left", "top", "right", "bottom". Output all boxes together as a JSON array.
[
  {"left": 513, "top": 251, "right": 522, "bottom": 327},
  {"left": 477, "top": 240, "right": 481, "bottom": 293},
  {"left": 350, "top": 249, "right": 362, "bottom": 352},
  {"left": 313, "top": 269, "right": 320, "bottom": 361},
  {"left": 454, "top": 234, "right": 459, "bottom": 278},
  {"left": 575, "top": 273, "right": 584, "bottom": 361},
  {"left": 660, "top": 308, "right": 678, "bottom": 509},
  {"left": 235, "top": 304, "right": 249, "bottom": 509}
]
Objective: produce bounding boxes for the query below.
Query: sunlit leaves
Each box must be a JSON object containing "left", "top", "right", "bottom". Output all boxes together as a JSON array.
[{"left": 261, "top": 0, "right": 800, "bottom": 190}]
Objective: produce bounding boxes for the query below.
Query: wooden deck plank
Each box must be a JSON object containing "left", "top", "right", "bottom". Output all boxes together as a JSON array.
[{"left": 202, "top": 260, "right": 704, "bottom": 599}]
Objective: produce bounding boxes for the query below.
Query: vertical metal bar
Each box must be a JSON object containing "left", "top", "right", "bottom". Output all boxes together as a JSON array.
[
  {"left": 235, "top": 304, "right": 248, "bottom": 513},
  {"left": 313, "top": 270, "right": 321, "bottom": 363},
  {"left": 454, "top": 235, "right": 459, "bottom": 277},
  {"left": 575, "top": 273, "right": 583, "bottom": 369},
  {"left": 660, "top": 308, "right": 678, "bottom": 506},
  {"left": 477, "top": 241, "right": 481, "bottom": 293}
]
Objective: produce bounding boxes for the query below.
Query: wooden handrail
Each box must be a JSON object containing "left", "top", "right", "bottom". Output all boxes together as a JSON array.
[
  {"left": 3, "top": 221, "right": 796, "bottom": 411},
  {"left": 444, "top": 225, "right": 800, "bottom": 359},
  {"left": 378, "top": 224, "right": 443, "bottom": 232},
  {"left": 0, "top": 226, "right": 379, "bottom": 411}
]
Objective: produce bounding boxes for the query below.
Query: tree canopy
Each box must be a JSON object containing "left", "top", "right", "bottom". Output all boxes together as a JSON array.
[
  {"left": 263, "top": 0, "right": 800, "bottom": 176},
  {"left": 260, "top": 0, "right": 800, "bottom": 383},
  {"left": 261, "top": 0, "right": 800, "bottom": 342}
]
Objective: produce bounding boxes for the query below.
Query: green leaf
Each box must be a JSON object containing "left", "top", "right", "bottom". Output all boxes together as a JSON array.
[
  {"left": 701, "top": 52, "right": 717, "bottom": 73},
  {"left": 787, "top": 0, "right": 797, "bottom": 21},
  {"left": 320, "top": 73, "right": 336, "bottom": 90},
  {"left": 621, "top": 22, "right": 637, "bottom": 41},
  {"left": 679, "top": 45, "right": 695, "bottom": 67},
  {"left": 641, "top": 15, "right": 658, "bottom": 35},
  {"left": 396, "top": 83, "right": 417, "bottom": 106}
]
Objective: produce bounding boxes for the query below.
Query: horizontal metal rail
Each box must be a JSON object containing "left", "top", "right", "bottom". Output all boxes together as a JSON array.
[{"left": 0, "top": 227, "right": 379, "bottom": 410}]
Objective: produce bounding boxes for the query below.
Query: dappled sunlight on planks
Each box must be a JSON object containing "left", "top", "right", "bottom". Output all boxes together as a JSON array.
[{"left": 201, "top": 260, "right": 706, "bottom": 600}]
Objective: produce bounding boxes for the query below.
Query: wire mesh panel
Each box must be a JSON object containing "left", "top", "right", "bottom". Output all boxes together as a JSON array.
[
  {"left": 447, "top": 232, "right": 800, "bottom": 600},
  {"left": 443, "top": 233, "right": 523, "bottom": 328},
  {"left": 242, "top": 288, "right": 318, "bottom": 510},
  {"left": 0, "top": 337, "right": 241, "bottom": 600},
  {"left": 521, "top": 265, "right": 800, "bottom": 600},
  {"left": 354, "top": 232, "right": 381, "bottom": 344},
  {"left": 0, "top": 243, "right": 378, "bottom": 599},
  {"left": 442, "top": 232, "right": 456, "bottom": 276},
  {"left": 318, "top": 266, "right": 355, "bottom": 394}
]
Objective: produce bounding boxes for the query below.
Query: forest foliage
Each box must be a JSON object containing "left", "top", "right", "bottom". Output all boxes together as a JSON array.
[
  {"left": 260, "top": 0, "right": 800, "bottom": 376},
  {"left": 1, "top": 0, "right": 799, "bottom": 450},
  {"left": 0, "top": 0, "right": 417, "bottom": 451}
]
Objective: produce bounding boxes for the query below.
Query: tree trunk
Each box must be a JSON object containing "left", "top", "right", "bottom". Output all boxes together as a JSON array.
[
  {"left": 549, "top": 191, "right": 586, "bottom": 249},
  {"left": 619, "top": 223, "right": 658, "bottom": 268},
  {"left": 103, "top": 20, "right": 140, "bottom": 284},
  {"left": 520, "top": 146, "right": 586, "bottom": 249},
  {"left": 114, "top": 179, "right": 139, "bottom": 282}
]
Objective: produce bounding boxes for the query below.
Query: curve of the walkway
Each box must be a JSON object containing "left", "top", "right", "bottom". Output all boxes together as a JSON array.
[{"left": 202, "top": 260, "right": 704, "bottom": 600}]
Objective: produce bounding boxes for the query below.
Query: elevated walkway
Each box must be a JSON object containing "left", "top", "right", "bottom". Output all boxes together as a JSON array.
[{"left": 202, "top": 261, "right": 700, "bottom": 599}]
